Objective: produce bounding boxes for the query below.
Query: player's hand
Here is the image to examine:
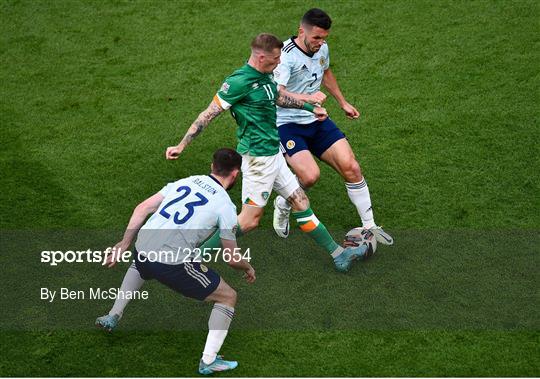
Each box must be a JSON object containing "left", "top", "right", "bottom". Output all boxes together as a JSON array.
[
  {"left": 341, "top": 102, "right": 360, "bottom": 120},
  {"left": 104, "top": 241, "right": 127, "bottom": 268},
  {"left": 165, "top": 144, "right": 184, "bottom": 160},
  {"left": 243, "top": 266, "right": 256, "bottom": 284},
  {"left": 307, "top": 91, "right": 327, "bottom": 105},
  {"left": 313, "top": 106, "right": 328, "bottom": 121}
]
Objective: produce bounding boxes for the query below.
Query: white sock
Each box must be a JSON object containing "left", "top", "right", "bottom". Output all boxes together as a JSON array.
[
  {"left": 345, "top": 179, "right": 376, "bottom": 228},
  {"left": 109, "top": 262, "right": 145, "bottom": 318},
  {"left": 202, "top": 303, "right": 235, "bottom": 365}
]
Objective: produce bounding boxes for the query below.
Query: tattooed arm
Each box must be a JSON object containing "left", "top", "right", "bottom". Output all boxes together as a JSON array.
[
  {"left": 276, "top": 92, "right": 304, "bottom": 108},
  {"left": 165, "top": 100, "right": 225, "bottom": 160},
  {"left": 276, "top": 92, "right": 328, "bottom": 121},
  {"left": 278, "top": 84, "right": 327, "bottom": 105}
]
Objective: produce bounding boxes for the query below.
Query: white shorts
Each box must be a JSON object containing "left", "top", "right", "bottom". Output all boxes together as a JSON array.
[{"left": 241, "top": 153, "right": 299, "bottom": 207}]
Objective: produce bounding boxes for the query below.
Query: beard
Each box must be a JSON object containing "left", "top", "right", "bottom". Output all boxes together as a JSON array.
[
  {"left": 226, "top": 177, "right": 238, "bottom": 191},
  {"left": 304, "top": 37, "right": 320, "bottom": 54}
]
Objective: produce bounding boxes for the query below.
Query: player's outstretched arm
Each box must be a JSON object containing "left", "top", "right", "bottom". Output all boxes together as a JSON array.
[
  {"left": 322, "top": 68, "right": 359, "bottom": 119},
  {"left": 165, "top": 100, "right": 225, "bottom": 160},
  {"left": 105, "top": 193, "right": 164, "bottom": 267},
  {"left": 276, "top": 93, "right": 328, "bottom": 121}
]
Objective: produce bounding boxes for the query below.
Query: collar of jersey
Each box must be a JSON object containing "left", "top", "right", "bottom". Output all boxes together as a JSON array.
[
  {"left": 208, "top": 174, "right": 223, "bottom": 188},
  {"left": 290, "top": 36, "right": 314, "bottom": 58},
  {"left": 244, "top": 63, "right": 267, "bottom": 76}
]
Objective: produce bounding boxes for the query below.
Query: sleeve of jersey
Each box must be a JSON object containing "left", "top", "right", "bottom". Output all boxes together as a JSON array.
[
  {"left": 158, "top": 182, "right": 175, "bottom": 197},
  {"left": 273, "top": 58, "right": 292, "bottom": 87},
  {"left": 215, "top": 76, "right": 249, "bottom": 110},
  {"left": 217, "top": 204, "right": 237, "bottom": 241}
]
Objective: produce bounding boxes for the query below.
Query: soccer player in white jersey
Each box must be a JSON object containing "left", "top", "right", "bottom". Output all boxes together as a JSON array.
[
  {"left": 272, "top": 9, "right": 394, "bottom": 246},
  {"left": 96, "top": 148, "right": 255, "bottom": 375}
]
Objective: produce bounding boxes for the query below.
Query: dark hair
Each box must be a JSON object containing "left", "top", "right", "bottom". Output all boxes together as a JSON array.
[
  {"left": 212, "top": 148, "right": 242, "bottom": 177},
  {"left": 301, "top": 8, "right": 332, "bottom": 30},
  {"left": 251, "top": 33, "right": 284, "bottom": 52}
]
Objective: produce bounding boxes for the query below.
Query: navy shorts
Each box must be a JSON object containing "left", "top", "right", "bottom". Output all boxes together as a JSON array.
[
  {"left": 278, "top": 117, "right": 346, "bottom": 158},
  {"left": 134, "top": 252, "right": 220, "bottom": 301}
]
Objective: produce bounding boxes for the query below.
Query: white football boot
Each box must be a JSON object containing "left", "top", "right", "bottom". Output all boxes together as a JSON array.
[
  {"left": 367, "top": 225, "right": 394, "bottom": 245},
  {"left": 272, "top": 195, "right": 290, "bottom": 238}
]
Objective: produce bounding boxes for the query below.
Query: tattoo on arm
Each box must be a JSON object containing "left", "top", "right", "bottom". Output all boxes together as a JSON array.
[
  {"left": 179, "top": 101, "right": 224, "bottom": 148},
  {"left": 276, "top": 93, "right": 304, "bottom": 109}
]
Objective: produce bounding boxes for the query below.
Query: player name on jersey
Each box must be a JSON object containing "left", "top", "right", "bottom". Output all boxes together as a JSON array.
[{"left": 193, "top": 177, "right": 218, "bottom": 195}]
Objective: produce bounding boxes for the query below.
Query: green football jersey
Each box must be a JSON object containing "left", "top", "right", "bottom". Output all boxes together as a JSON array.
[{"left": 216, "top": 64, "right": 279, "bottom": 156}]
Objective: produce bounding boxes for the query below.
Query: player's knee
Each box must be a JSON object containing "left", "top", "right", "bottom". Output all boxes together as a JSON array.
[
  {"left": 343, "top": 160, "right": 363, "bottom": 182},
  {"left": 299, "top": 171, "right": 320, "bottom": 189},
  {"left": 238, "top": 209, "right": 263, "bottom": 233},
  {"left": 224, "top": 288, "right": 237, "bottom": 307},
  {"left": 240, "top": 217, "right": 260, "bottom": 233}
]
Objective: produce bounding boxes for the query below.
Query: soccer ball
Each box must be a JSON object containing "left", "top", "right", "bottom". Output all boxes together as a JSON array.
[{"left": 344, "top": 227, "right": 377, "bottom": 259}]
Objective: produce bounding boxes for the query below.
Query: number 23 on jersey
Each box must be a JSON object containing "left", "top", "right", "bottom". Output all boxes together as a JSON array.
[{"left": 159, "top": 186, "right": 208, "bottom": 225}]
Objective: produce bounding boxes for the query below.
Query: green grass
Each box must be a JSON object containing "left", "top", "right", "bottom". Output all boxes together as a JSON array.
[
  {"left": 1, "top": 331, "right": 538, "bottom": 376},
  {"left": 1, "top": 0, "right": 539, "bottom": 376}
]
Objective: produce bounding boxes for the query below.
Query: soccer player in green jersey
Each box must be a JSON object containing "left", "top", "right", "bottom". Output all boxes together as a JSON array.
[{"left": 166, "top": 33, "right": 369, "bottom": 272}]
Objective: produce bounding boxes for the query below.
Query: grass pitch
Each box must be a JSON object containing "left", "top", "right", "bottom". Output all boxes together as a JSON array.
[{"left": 1, "top": 0, "right": 539, "bottom": 376}]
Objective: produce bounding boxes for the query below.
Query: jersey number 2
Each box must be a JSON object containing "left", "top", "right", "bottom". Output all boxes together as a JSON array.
[
  {"left": 159, "top": 186, "right": 209, "bottom": 224},
  {"left": 310, "top": 73, "right": 318, "bottom": 87}
]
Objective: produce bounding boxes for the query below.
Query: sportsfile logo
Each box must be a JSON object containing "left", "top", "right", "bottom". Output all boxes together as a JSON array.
[
  {"left": 40, "top": 247, "right": 130, "bottom": 266},
  {"left": 40, "top": 247, "right": 251, "bottom": 266}
]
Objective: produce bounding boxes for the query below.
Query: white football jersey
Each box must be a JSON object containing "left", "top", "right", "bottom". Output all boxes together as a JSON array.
[
  {"left": 274, "top": 37, "right": 330, "bottom": 126},
  {"left": 135, "top": 175, "right": 237, "bottom": 264}
]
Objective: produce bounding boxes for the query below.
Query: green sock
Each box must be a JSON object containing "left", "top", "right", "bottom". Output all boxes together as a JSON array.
[
  {"left": 199, "top": 223, "right": 243, "bottom": 250},
  {"left": 292, "top": 208, "right": 341, "bottom": 255}
]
